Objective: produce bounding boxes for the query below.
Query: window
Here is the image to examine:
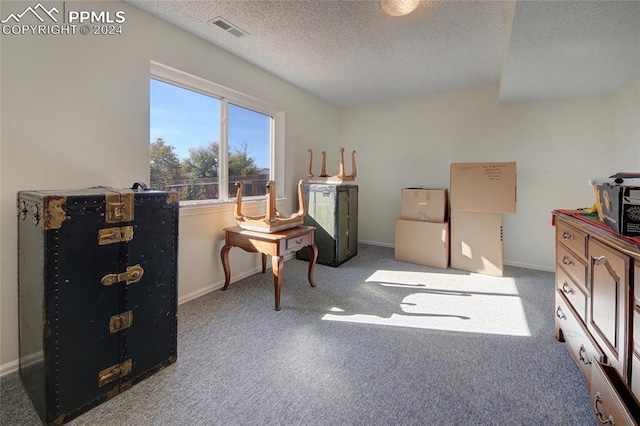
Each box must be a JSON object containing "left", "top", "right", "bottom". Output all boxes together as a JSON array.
[{"left": 150, "top": 62, "right": 282, "bottom": 204}]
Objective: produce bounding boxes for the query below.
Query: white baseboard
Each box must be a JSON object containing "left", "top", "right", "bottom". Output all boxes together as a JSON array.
[
  {"left": 358, "top": 240, "right": 554, "bottom": 272},
  {"left": 503, "top": 260, "right": 555, "bottom": 273},
  {"left": 358, "top": 239, "right": 394, "bottom": 248},
  {"left": 177, "top": 252, "right": 296, "bottom": 305},
  {"left": 1, "top": 251, "right": 551, "bottom": 378},
  {"left": 1, "top": 254, "right": 297, "bottom": 378},
  {"left": 0, "top": 359, "right": 19, "bottom": 378}
]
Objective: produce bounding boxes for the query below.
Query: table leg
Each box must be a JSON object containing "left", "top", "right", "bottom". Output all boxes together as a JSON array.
[
  {"left": 220, "top": 245, "right": 232, "bottom": 291},
  {"left": 308, "top": 243, "right": 318, "bottom": 287},
  {"left": 261, "top": 253, "right": 267, "bottom": 273},
  {"left": 272, "top": 255, "right": 284, "bottom": 311}
]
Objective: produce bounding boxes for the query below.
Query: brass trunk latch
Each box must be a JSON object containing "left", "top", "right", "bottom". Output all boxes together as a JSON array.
[
  {"left": 109, "top": 310, "right": 133, "bottom": 333},
  {"left": 101, "top": 264, "right": 144, "bottom": 286},
  {"left": 98, "top": 226, "right": 134, "bottom": 245},
  {"left": 98, "top": 359, "right": 132, "bottom": 388},
  {"left": 105, "top": 192, "right": 134, "bottom": 223}
]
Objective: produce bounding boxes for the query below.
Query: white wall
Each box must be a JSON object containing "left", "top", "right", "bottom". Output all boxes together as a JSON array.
[
  {"left": 337, "top": 79, "right": 640, "bottom": 270},
  {"left": 0, "top": 1, "right": 339, "bottom": 371}
]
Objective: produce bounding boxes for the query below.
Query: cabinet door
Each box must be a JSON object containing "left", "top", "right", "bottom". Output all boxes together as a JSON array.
[
  {"left": 54, "top": 196, "right": 122, "bottom": 414},
  {"left": 126, "top": 193, "right": 178, "bottom": 379},
  {"left": 337, "top": 187, "right": 358, "bottom": 262},
  {"left": 347, "top": 187, "right": 358, "bottom": 258},
  {"left": 589, "top": 238, "right": 630, "bottom": 380}
]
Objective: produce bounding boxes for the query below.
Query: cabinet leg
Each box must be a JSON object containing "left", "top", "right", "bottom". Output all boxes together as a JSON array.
[
  {"left": 261, "top": 253, "right": 267, "bottom": 273},
  {"left": 221, "top": 245, "right": 232, "bottom": 290},
  {"left": 272, "top": 256, "right": 284, "bottom": 311},
  {"left": 308, "top": 243, "right": 317, "bottom": 287}
]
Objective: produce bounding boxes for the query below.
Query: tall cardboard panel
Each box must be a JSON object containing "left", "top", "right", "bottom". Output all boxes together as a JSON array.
[
  {"left": 450, "top": 162, "right": 517, "bottom": 213},
  {"left": 296, "top": 184, "right": 358, "bottom": 267},
  {"left": 17, "top": 186, "right": 178, "bottom": 425},
  {"left": 450, "top": 211, "right": 503, "bottom": 276}
]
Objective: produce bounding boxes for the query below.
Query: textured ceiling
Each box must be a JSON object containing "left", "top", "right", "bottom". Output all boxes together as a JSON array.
[
  {"left": 500, "top": 0, "right": 640, "bottom": 102},
  {"left": 127, "top": 0, "right": 640, "bottom": 107}
]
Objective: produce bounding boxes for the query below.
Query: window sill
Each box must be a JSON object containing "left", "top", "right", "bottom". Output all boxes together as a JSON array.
[{"left": 179, "top": 197, "right": 287, "bottom": 217}]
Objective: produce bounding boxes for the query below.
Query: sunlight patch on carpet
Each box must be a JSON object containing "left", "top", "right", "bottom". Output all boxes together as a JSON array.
[{"left": 321, "top": 269, "right": 531, "bottom": 336}]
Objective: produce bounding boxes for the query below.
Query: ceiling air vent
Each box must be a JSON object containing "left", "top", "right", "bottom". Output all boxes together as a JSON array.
[{"left": 211, "top": 16, "right": 247, "bottom": 38}]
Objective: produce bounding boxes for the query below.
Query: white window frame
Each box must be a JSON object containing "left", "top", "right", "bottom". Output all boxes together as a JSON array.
[{"left": 150, "top": 61, "right": 285, "bottom": 207}]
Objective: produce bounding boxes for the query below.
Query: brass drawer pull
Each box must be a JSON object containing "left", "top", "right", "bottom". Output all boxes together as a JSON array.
[
  {"left": 578, "top": 345, "right": 591, "bottom": 365},
  {"left": 593, "top": 393, "right": 615, "bottom": 425},
  {"left": 562, "top": 230, "right": 574, "bottom": 241},
  {"left": 293, "top": 238, "right": 304, "bottom": 245},
  {"left": 556, "top": 306, "right": 566, "bottom": 320},
  {"left": 561, "top": 282, "right": 574, "bottom": 295},
  {"left": 562, "top": 255, "right": 574, "bottom": 267}
]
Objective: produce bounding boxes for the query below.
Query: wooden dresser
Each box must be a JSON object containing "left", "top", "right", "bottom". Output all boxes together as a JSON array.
[{"left": 553, "top": 211, "right": 640, "bottom": 424}]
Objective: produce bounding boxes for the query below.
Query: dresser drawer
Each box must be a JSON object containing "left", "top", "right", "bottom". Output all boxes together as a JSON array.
[
  {"left": 632, "top": 353, "right": 640, "bottom": 402},
  {"left": 286, "top": 233, "right": 312, "bottom": 252},
  {"left": 556, "top": 293, "right": 604, "bottom": 389},
  {"left": 590, "top": 361, "right": 640, "bottom": 425},
  {"left": 557, "top": 219, "right": 587, "bottom": 259},
  {"left": 634, "top": 304, "right": 640, "bottom": 356},
  {"left": 557, "top": 266, "right": 587, "bottom": 322},
  {"left": 589, "top": 238, "right": 631, "bottom": 380},
  {"left": 556, "top": 243, "right": 587, "bottom": 289},
  {"left": 635, "top": 263, "right": 640, "bottom": 312}
]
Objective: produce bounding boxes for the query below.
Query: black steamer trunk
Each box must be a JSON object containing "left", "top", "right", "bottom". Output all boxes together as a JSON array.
[{"left": 17, "top": 185, "right": 179, "bottom": 425}]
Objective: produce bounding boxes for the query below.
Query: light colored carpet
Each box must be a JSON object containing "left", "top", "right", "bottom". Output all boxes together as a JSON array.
[{"left": 1, "top": 244, "right": 595, "bottom": 425}]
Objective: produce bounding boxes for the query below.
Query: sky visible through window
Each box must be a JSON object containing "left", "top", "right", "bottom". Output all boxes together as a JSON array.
[{"left": 150, "top": 79, "right": 271, "bottom": 169}]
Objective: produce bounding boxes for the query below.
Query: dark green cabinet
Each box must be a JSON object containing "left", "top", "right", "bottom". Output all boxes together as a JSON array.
[{"left": 296, "top": 184, "right": 358, "bottom": 267}]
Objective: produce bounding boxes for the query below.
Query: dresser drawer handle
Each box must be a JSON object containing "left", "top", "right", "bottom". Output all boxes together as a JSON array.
[
  {"left": 556, "top": 306, "right": 566, "bottom": 320},
  {"left": 593, "top": 393, "right": 615, "bottom": 425},
  {"left": 561, "top": 256, "right": 574, "bottom": 267},
  {"left": 562, "top": 231, "right": 574, "bottom": 241},
  {"left": 578, "top": 345, "right": 591, "bottom": 365},
  {"left": 561, "top": 282, "right": 574, "bottom": 295}
]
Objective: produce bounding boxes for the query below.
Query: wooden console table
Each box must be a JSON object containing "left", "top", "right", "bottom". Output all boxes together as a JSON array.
[{"left": 220, "top": 225, "right": 318, "bottom": 310}]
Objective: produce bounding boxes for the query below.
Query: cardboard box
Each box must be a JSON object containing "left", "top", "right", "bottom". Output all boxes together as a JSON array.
[
  {"left": 450, "top": 162, "right": 517, "bottom": 214},
  {"left": 591, "top": 175, "right": 640, "bottom": 237},
  {"left": 395, "top": 218, "right": 449, "bottom": 269},
  {"left": 450, "top": 211, "right": 503, "bottom": 277},
  {"left": 401, "top": 187, "right": 448, "bottom": 222}
]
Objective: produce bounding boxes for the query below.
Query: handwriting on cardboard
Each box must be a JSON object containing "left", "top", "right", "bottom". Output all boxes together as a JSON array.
[{"left": 483, "top": 164, "right": 507, "bottom": 181}]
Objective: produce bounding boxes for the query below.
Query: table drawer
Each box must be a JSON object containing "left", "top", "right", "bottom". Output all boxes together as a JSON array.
[
  {"left": 557, "top": 219, "right": 587, "bottom": 259},
  {"left": 590, "top": 361, "right": 640, "bottom": 425},
  {"left": 556, "top": 243, "right": 587, "bottom": 289},
  {"left": 286, "top": 233, "right": 312, "bottom": 252},
  {"left": 557, "top": 266, "right": 587, "bottom": 322},
  {"left": 556, "top": 293, "right": 604, "bottom": 390}
]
